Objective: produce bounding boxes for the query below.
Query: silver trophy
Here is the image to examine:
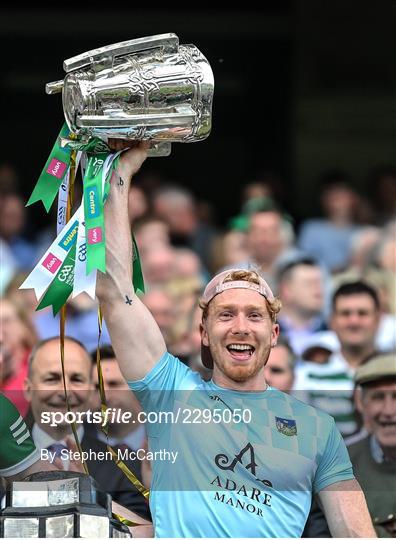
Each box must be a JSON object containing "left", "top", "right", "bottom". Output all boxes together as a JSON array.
[
  {"left": 46, "top": 33, "right": 214, "bottom": 156},
  {"left": 0, "top": 471, "right": 131, "bottom": 538}
]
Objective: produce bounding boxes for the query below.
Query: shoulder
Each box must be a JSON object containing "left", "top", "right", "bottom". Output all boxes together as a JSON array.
[
  {"left": 299, "top": 219, "right": 327, "bottom": 233},
  {"left": 270, "top": 387, "right": 335, "bottom": 430},
  {"left": 128, "top": 351, "right": 205, "bottom": 392}
]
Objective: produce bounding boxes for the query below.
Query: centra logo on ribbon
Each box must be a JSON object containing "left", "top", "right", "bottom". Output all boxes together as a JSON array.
[
  {"left": 42, "top": 253, "right": 62, "bottom": 274},
  {"left": 88, "top": 227, "right": 103, "bottom": 244},
  {"left": 47, "top": 158, "right": 67, "bottom": 179},
  {"left": 85, "top": 185, "right": 100, "bottom": 218},
  {"left": 59, "top": 221, "right": 79, "bottom": 251}
]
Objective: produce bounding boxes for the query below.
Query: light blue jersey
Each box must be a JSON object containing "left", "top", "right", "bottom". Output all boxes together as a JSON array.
[{"left": 128, "top": 352, "right": 354, "bottom": 538}]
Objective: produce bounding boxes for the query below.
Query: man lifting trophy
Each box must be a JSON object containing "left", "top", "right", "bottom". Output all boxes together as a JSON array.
[{"left": 6, "top": 33, "right": 214, "bottom": 538}]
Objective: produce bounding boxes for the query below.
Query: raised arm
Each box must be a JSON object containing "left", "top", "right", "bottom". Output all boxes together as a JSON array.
[
  {"left": 319, "top": 479, "right": 376, "bottom": 538},
  {"left": 96, "top": 141, "right": 166, "bottom": 381}
]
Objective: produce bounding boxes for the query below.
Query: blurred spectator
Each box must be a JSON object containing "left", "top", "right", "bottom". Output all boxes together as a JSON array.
[
  {"left": 23, "top": 336, "right": 150, "bottom": 518},
  {"left": 141, "top": 287, "right": 176, "bottom": 348},
  {"left": 0, "top": 297, "right": 37, "bottom": 415},
  {"left": 151, "top": 184, "right": 218, "bottom": 270},
  {"left": 128, "top": 185, "right": 149, "bottom": 223},
  {"left": 332, "top": 225, "right": 396, "bottom": 350},
  {"left": 348, "top": 352, "right": 396, "bottom": 537},
  {"left": 225, "top": 205, "right": 298, "bottom": 292},
  {"left": 134, "top": 216, "right": 170, "bottom": 258},
  {"left": 367, "top": 165, "right": 396, "bottom": 225},
  {"left": 33, "top": 295, "right": 112, "bottom": 353},
  {"left": 141, "top": 244, "right": 176, "bottom": 286},
  {"left": 186, "top": 303, "right": 212, "bottom": 380},
  {"left": 89, "top": 345, "right": 151, "bottom": 493},
  {"left": 210, "top": 229, "right": 249, "bottom": 273},
  {"left": 276, "top": 258, "right": 328, "bottom": 355},
  {"left": 348, "top": 226, "right": 382, "bottom": 272},
  {"left": 0, "top": 163, "right": 20, "bottom": 193},
  {"left": 376, "top": 228, "right": 396, "bottom": 274},
  {"left": 300, "top": 331, "right": 340, "bottom": 364},
  {"left": 0, "top": 192, "right": 37, "bottom": 271},
  {"left": 264, "top": 337, "right": 295, "bottom": 393},
  {"left": 0, "top": 239, "right": 18, "bottom": 294},
  {"left": 298, "top": 172, "right": 365, "bottom": 272},
  {"left": 4, "top": 272, "right": 39, "bottom": 327},
  {"left": 89, "top": 345, "right": 146, "bottom": 452},
  {"left": 293, "top": 281, "right": 381, "bottom": 436},
  {"left": 173, "top": 247, "right": 208, "bottom": 283}
]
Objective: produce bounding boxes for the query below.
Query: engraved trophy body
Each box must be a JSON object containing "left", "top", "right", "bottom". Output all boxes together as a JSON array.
[{"left": 47, "top": 33, "right": 214, "bottom": 156}]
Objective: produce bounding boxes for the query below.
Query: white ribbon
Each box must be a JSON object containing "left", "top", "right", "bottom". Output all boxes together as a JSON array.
[
  {"left": 21, "top": 150, "right": 122, "bottom": 303},
  {"left": 20, "top": 205, "right": 83, "bottom": 300},
  {"left": 56, "top": 151, "right": 82, "bottom": 235}
]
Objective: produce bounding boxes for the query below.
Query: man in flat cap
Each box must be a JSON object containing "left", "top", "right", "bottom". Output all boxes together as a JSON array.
[{"left": 348, "top": 352, "right": 396, "bottom": 537}]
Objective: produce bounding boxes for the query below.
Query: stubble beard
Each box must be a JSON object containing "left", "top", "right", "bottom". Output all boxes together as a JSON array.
[{"left": 215, "top": 347, "right": 271, "bottom": 383}]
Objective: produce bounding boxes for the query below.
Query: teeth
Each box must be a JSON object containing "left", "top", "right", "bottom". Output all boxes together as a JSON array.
[{"left": 228, "top": 344, "right": 253, "bottom": 351}]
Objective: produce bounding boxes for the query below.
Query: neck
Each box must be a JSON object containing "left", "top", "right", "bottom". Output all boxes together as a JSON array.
[
  {"left": 281, "top": 306, "right": 319, "bottom": 329},
  {"left": 212, "top": 369, "right": 268, "bottom": 392},
  {"left": 251, "top": 257, "right": 275, "bottom": 274},
  {"left": 330, "top": 213, "right": 352, "bottom": 226},
  {"left": 39, "top": 422, "right": 73, "bottom": 441},
  {"left": 341, "top": 344, "right": 375, "bottom": 368}
]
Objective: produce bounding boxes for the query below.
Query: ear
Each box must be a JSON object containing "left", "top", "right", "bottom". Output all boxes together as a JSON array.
[
  {"left": 329, "top": 314, "right": 336, "bottom": 332},
  {"left": 200, "top": 322, "right": 209, "bottom": 347},
  {"left": 354, "top": 386, "right": 364, "bottom": 415},
  {"left": 271, "top": 323, "right": 280, "bottom": 348},
  {"left": 23, "top": 377, "right": 33, "bottom": 402}
]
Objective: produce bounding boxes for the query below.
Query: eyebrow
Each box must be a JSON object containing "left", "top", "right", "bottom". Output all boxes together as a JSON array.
[{"left": 214, "top": 303, "right": 267, "bottom": 312}]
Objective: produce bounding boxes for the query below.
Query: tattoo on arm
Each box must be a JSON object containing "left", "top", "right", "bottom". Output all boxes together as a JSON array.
[
  {"left": 113, "top": 171, "right": 125, "bottom": 187},
  {"left": 125, "top": 295, "right": 133, "bottom": 305}
]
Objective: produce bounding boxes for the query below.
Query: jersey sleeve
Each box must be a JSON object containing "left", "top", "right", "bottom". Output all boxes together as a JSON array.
[
  {"left": 127, "top": 351, "right": 199, "bottom": 436},
  {"left": 314, "top": 416, "right": 354, "bottom": 493},
  {"left": 0, "top": 393, "right": 39, "bottom": 477}
]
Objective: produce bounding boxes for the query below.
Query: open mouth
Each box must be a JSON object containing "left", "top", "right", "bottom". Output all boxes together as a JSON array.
[
  {"left": 226, "top": 343, "right": 255, "bottom": 361},
  {"left": 379, "top": 421, "right": 396, "bottom": 429}
]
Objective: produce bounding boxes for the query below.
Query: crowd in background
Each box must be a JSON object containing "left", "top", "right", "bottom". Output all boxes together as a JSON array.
[{"left": 0, "top": 160, "right": 395, "bottom": 536}]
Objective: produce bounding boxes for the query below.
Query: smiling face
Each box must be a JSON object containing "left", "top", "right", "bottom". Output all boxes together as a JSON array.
[
  {"left": 200, "top": 288, "right": 279, "bottom": 389},
  {"left": 24, "top": 339, "right": 93, "bottom": 434},
  {"left": 357, "top": 380, "right": 396, "bottom": 450},
  {"left": 331, "top": 293, "right": 380, "bottom": 350}
]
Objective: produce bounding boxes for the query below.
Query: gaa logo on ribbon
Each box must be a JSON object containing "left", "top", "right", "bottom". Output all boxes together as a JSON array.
[
  {"left": 47, "top": 158, "right": 67, "bottom": 179},
  {"left": 88, "top": 227, "right": 103, "bottom": 244},
  {"left": 42, "top": 253, "right": 62, "bottom": 274},
  {"left": 85, "top": 185, "right": 100, "bottom": 218}
]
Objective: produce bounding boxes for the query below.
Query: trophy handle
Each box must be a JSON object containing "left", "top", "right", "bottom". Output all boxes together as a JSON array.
[
  {"left": 63, "top": 33, "right": 179, "bottom": 73},
  {"left": 46, "top": 80, "right": 64, "bottom": 95}
]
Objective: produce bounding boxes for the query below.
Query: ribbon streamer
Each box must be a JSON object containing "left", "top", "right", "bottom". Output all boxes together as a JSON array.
[{"left": 27, "top": 123, "right": 72, "bottom": 212}]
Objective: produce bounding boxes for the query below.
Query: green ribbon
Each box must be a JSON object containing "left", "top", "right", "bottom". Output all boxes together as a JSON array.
[
  {"left": 132, "top": 235, "right": 145, "bottom": 295},
  {"left": 30, "top": 134, "right": 146, "bottom": 313},
  {"left": 83, "top": 154, "right": 107, "bottom": 274},
  {"left": 27, "top": 123, "right": 72, "bottom": 212},
  {"left": 37, "top": 244, "right": 76, "bottom": 315},
  {"left": 60, "top": 136, "right": 110, "bottom": 154}
]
